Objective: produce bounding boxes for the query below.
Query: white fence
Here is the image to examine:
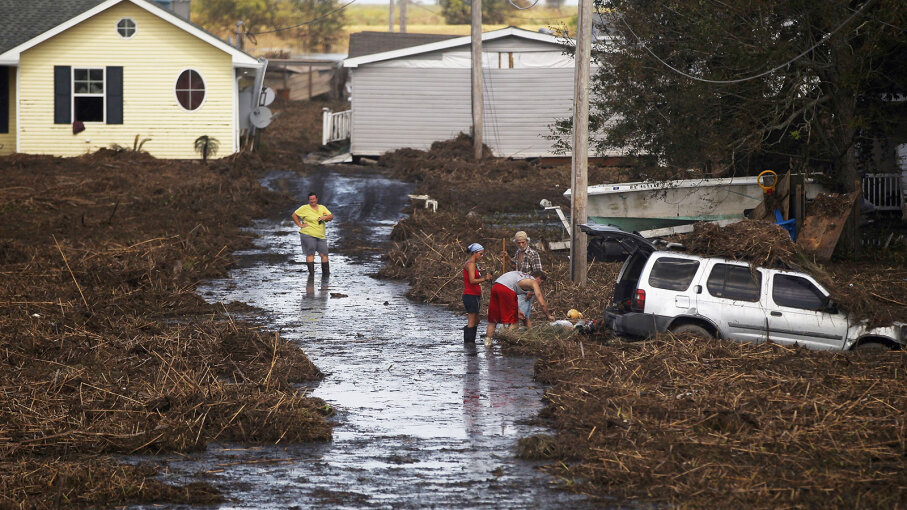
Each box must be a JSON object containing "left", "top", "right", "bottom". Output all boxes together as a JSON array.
[
  {"left": 322, "top": 108, "right": 351, "bottom": 146},
  {"left": 862, "top": 173, "right": 903, "bottom": 212}
]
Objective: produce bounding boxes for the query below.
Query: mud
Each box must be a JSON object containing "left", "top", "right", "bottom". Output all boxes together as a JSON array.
[{"left": 146, "top": 167, "right": 592, "bottom": 508}]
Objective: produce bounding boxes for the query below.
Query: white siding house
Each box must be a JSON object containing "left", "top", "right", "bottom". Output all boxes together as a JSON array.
[{"left": 343, "top": 27, "right": 589, "bottom": 159}]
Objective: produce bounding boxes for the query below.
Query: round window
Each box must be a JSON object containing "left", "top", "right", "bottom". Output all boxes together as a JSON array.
[
  {"left": 175, "top": 70, "right": 206, "bottom": 111},
  {"left": 117, "top": 18, "right": 136, "bottom": 38}
]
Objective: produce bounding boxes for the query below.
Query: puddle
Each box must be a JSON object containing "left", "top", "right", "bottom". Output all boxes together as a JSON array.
[{"left": 142, "top": 167, "right": 589, "bottom": 508}]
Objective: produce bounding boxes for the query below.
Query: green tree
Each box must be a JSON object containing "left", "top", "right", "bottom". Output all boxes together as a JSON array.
[
  {"left": 554, "top": 0, "right": 907, "bottom": 192},
  {"left": 439, "top": 0, "right": 511, "bottom": 25},
  {"left": 287, "top": 0, "right": 346, "bottom": 53}
]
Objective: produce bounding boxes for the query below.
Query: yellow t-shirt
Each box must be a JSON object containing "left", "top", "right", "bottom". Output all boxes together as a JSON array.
[{"left": 295, "top": 204, "right": 331, "bottom": 239}]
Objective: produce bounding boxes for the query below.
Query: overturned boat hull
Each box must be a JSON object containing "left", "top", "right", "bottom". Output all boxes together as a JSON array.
[{"left": 564, "top": 176, "right": 824, "bottom": 231}]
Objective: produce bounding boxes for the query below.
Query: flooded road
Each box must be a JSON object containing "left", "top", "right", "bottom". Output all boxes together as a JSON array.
[{"left": 163, "top": 167, "right": 588, "bottom": 508}]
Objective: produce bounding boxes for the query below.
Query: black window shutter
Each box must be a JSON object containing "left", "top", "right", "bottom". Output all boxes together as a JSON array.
[
  {"left": 0, "top": 66, "right": 9, "bottom": 134},
  {"left": 54, "top": 65, "right": 71, "bottom": 124},
  {"left": 106, "top": 66, "right": 123, "bottom": 124}
]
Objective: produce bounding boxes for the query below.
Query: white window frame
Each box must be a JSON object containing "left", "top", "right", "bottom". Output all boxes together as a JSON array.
[
  {"left": 174, "top": 68, "right": 206, "bottom": 112},
  {"left": 72, "top": 67, "right": 106, "bottom": 123},
  {"left": 116, "top": 17, "right": 137, "bottom": 39}
]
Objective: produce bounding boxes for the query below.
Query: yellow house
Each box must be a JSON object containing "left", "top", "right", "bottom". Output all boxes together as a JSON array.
[{"left": 0, "top": 0, "right": 265, "bottom": 159}]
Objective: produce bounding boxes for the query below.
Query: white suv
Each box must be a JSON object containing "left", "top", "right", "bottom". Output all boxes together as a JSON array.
[{"left": 581, "top": 224, "right": 906, "bottom": 351}]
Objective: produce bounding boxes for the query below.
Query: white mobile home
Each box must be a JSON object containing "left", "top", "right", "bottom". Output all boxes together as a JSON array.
[{"left": 343, "top": 27, "right": 583, "bottom": 159}]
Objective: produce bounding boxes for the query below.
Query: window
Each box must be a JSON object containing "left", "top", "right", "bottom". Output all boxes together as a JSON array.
[
  {"left": 773, "top": 274, "right": 826, "bottom": 310},
  {"left": 648, "top": 257, "right": 700, "bottom": 291},
  {"left": 117, "top": 18, "right": 136, "bottom": 38},
  {"left": 73, "top": 68, "right": 104, "bottom": 122},
  {"left": 706, "top": 264, "right": 761, "bottom": 302},
  {"left": 175, "top": 70, "right": 205, "bottom": 111}
]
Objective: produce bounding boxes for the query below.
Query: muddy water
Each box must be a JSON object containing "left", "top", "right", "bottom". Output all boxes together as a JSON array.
[{"left": 164, "top": 167, "right": 589, "bottom": 508}]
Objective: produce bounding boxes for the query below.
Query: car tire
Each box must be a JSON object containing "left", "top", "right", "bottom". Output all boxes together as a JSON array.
[
  {"left": 854, "top": 341, "right": 890, "bottom": 351},
  {"left": 670, "top": 323, "right": 713, "bottom": 338}
]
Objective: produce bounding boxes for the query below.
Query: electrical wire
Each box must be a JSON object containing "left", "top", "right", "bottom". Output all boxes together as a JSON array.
[
  {"left": 847, "top": 5, "right": 904, "bottom": 31},
  {"left": 249, "top": 0, "right": 358, "bottom": 35},
  {"left": 613, "top": 0, "right": 877, "bottom": 84}
]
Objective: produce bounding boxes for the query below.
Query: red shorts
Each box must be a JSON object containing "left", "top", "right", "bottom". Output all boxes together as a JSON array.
[{"left": 488, "top": 283, "right": 519, "bottom": 324}]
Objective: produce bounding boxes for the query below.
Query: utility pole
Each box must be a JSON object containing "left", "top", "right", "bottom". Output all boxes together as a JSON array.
[
  {"left": 388, "top": 0, "right": 395, "bottom": 31},
  {"left": 471, "top": 0, "right": 483, "bottom": 160},
  {"left": 400, "top": 0, "right": 408, "bottom": 33},
  {"left": 570, "top": 0, "right": 591, "bottom": 284},
  {"left": 235, "top": 20, "right": 244, "bottom": 50}
]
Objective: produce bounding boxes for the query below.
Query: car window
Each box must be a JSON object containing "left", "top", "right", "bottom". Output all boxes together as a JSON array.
[
  {"left": 706, "top": 263, "right": 761, "bottom": 302},
  {"left": 648, "top": 257, "right": 700, "bottom": 291},
  {"left": 772, "top": 274, "right": 826, "bottom": 310}
]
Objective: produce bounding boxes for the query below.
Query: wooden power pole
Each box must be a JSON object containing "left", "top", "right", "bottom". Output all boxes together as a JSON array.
[
  {"left": 388, "top": 0, "right": 394, "bottom": 31},
  {"left": 570, "top": 0, "right": 591, "bottom": 284},
  {"left": 399, "top": 0, "right": 408, "bottom": 33},
  {"left": 471, "top": 0, "right": 483, "bottom": 160}
]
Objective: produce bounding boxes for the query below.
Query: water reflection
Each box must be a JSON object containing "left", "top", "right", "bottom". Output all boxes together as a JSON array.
[{"left": 299, "top": 274, "right": 330, "bottom": 324}]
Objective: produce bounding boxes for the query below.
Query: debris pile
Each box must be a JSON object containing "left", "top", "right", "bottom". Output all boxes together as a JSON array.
[
  {"left": 684, "top": 219, "right": 798, "bottom": 268},
  {"left": 379, "top": 209, "right": 621, "bottom": 321},
  {"left": 502, "top": 331, "right": 907, "bottom": 508},
  {"left": 0, "top": 150, "right": 331, "bottom": 507},
  {"left": 379, "top": 133, "right": 660, "bottom": 214}
]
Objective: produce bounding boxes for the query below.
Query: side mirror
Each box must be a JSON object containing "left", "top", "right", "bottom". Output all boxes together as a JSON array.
[{"left": 824, "top": 299, "right": 838, "bottom": 314}]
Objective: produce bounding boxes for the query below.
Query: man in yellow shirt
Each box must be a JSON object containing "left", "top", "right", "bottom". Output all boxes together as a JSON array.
[{"left": 292, "top": 192, "right": 334, "bottom": 275}]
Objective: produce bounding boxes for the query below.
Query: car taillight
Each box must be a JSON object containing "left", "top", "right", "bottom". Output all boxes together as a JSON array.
[{"left": 631, "top": 289, "right": 646, "bottom": 312}]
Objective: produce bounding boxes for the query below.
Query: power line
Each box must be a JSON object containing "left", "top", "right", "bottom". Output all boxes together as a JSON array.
[
  {"left": 249, "top": 0, "right": 358, "bottom": 35},
  {"left": 847, "top": 5, "right": 904, "bottom": 31},
  {"left": 612, "top": 0, "right": 876, "bottom": 85}
]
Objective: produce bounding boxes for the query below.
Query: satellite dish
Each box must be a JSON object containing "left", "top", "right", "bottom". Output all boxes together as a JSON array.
[
  {"left": 249, "top": 107, "right": 272, "bottom": 129},
  {"left": 260, "top": 87, "right": 276, "bottom": 107},
  {"left": 508, "top": 0, "right": 539, "bottom": 9}
]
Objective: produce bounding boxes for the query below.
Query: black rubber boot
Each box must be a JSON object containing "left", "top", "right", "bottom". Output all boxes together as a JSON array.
[
  {"left": 464, "top": 326, "right": 478, "bottom": 343},
  {"left": 306, "top": 261, "right": 315, "bottom": 274},
  {"left": 321, "top": 261, "right": 330, "bottom": 275}
]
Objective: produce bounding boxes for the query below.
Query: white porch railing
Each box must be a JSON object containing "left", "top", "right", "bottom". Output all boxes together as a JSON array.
[
  {"left": 862, "top": 173, "right": 903, "bottom": 211},
  {"left": 322, "top": 108, "right": 351, "bottom": 146}
]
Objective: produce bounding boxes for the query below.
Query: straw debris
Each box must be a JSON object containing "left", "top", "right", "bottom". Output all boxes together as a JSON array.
[
  {"left": 499, "top": 329, "right": 907, "bottom": 508},
  {"left": 1, "top": 148, "right": 330, "bottom": 507}
]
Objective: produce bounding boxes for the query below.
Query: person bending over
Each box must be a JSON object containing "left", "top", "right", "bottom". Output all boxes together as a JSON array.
[{"left": 486, "top": 270, "right": 553, "bottom": 342}]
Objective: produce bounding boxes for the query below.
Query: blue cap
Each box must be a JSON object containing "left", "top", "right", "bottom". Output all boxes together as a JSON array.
[{"left": 468, "top": 243, "right": 484, "bottom": 253}]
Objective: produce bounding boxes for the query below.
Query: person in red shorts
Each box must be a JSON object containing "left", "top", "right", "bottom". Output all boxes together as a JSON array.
[{"left": 485, "top": 270, "right": 554, "bottom": 342}]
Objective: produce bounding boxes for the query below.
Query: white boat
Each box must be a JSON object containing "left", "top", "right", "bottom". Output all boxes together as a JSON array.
[{"left": 564, "top": 176, "right": 826, "bottom": 231}]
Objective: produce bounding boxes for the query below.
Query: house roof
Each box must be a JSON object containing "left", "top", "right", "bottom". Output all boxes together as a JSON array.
[
  {"left": 0, "top": 0, "right": 106, "bottom": 54},
  {"left": 347, "top": 31, "right": 459, "bottom": 59},
  {"left": 0, "top": 0, "right": 262, "bottom": 67},
  {"left": 344, "top": 26, "right": 571, "bottom": 68}
]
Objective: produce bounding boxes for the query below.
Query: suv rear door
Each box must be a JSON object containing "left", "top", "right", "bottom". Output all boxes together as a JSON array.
[
  {"left": 695, "top": 260, "right": 769, "bottom": 343},
  {"left": 765, "top": 270, "right": 848, "bottom": 350},
  {"left": 639, "top": 253, "right": 703, "bottom": 318},
  {"left": 580, "top": 224, "right": 656, "bottom": 310}
]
